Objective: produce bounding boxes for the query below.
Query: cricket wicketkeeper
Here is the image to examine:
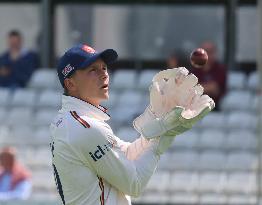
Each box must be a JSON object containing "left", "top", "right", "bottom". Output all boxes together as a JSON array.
[{"left": 50, "top": 44, "right": 214, "bottom": 205}]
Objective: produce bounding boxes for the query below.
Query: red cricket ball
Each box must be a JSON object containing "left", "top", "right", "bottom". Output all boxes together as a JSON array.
[{"left": 190, "top": 48, "right": 208, "bottom": 68}]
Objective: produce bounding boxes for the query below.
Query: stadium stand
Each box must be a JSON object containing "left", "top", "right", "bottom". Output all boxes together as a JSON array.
[
  {"left": 0, "top": 88, "right": 11, "bottom": 107},
  {"left": 227, "top": 71, "right": 246, "bottom": 90},
  {"left": 36, "top": 90, "right": 61, "bottom": 109},
  {"left": 11, "top": 89, "right": 37, "bottom": 107},
  {"left": 137, "top": 69, "right": 159, "bottom": 90},
  {"left": 111, "top": 70, "right": 137, "bottom": 90},
  {"left": 0, "top": 68, "right": 260, "bottom": 205},
  {"left": 248, "top": 71, "right": 259, "bottom": 91},
  {"left": 221, "top": 90, "right": 252, "bottom": 111}
]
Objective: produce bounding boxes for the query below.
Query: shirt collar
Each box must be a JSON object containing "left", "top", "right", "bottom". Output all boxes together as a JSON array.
[{"left": 60, "top": 95, "right": 110, "bottom": 121}]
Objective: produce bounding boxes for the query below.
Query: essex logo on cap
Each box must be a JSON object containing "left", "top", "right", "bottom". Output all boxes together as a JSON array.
[
  {"left": 62, "top": 64, "right": 74, "bottom": 77},
  {"left": 82, "top": 45, "right": 96, "bottom": 53}
]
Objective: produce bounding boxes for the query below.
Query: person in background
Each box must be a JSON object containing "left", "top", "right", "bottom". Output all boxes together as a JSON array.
[
  {"left": 166, "top": 50, "right": 179, "bottom": 68},
  {"left": 190, "top": 41, "right": 227, "bottom": 110},
  {"left": 0, "top": 30, "right": 39, "bottom": 88},
  {"left": 0, "top": 146, "right": 32, "bottom": 201}
]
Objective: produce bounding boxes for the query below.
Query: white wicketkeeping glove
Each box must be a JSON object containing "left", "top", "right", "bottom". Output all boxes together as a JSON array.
[{"left": 133, "top": 67, "right": 215, "bottom": 140}]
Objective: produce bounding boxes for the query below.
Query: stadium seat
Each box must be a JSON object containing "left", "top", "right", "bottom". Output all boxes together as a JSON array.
[
  {"left": 9, "top": 125, "right": 50, "bottom": 149},
  {"left": 117, "top": 90, "right": 143, "bottom": 107},
  {"left": 226, "top": 111, "right": 257, "bottom": 130},
  {"left": 116, "top": 126, "right": 139, "bottom": 142},
  {"left": 228, "top": 71, "right": 246, "bottom": 90},
  {"left": 225, "top": 172, "right": 257, "bottom": 194},
  {"left": 226, "top": 130, "right": 257, "bottom": 150},
  {"left": 34, "top": 109, "right": 57, "bottom": 126},
  {"left": 28, "top": 69, "right": 58, "bottom": 90},
  {"left": 198, "top": 151, "right": 226, "bottom": 171},
  {"left": 247, "top": 71, "right": 258, "bottom": 90},
  {"left": 17, "top": 148, "right": 35, "bottom": 166},
  {"left": 3, "top": 200, "right": 59, "bottom": 205},
  {"left": 0, "top": 88, "right": 12, "bottom": 107},
  {"left": 171, "top": 130, "right": 199, "bottom": 150},
  {"left": 53, "top": 75, "right": 63, "bottom": 91},
  {"left": 13, "top": 126, "right": 50, "bottom": 149},
  {"left": 170, "top": 171, "right": 198, "bottom": 192},
  {"left": 198, "top": 130, "right": 225, "bottom": 149},
  {"left": 35, "top": 126, "right": 51, "bottom": 144},
  {"left": 135, "top": 192, "right": 169, "bottom": 204},
  {"left": 32, "top": 170, "right": 55, "bottom": 191},
  {"left": 198, "top": 172, "right": 226, "bottom": 193},
  {"left": 0, "top": 107, "right": 7, "bottom": 124},
  {"left": 199, "top": 112, "right": 226, "bottom": 129},
  {"left": 221, "top": 90, "right": 252, "bottom": 111},
  {"left": 11, "top": 125, "right": 50, "bottom": 146},
  {"left": 2, "top": 125, "right": 34, "bottom": 146},
  {"left": 16, "top": 148, "right": 30, "bottom": 163},
  {"left": 0, "top": 125, "right": 11, "bottom": 145},
  {"left": 137, "top": 69, "right": 159, "bottom": 90},
  {"left": 101, "top": 90, "right": 117, "bottom": 110},
  {"left": 253, "top": 94, "right": 261, "bottom": 112},
  {"left": 36, "top": 90, "right": 61, "bottom": 109},
  {"left": 11, "top": 89, "right": 37, "bottom": 107},
  {"left": 9, "top": 126, "right": 35, "bottom": 145},
  {"left": 228, "top": 195, "right": 257, "bottom": 204},
  {"left": 200, "top": 193, "right": 227, "bottom": 204},
  {"left": 226, "top": 152, "right": 258, "bottom": 171},
  {"left": 169, "top": 151, "right": 199, "bottom": 171},
  {"left": 112, "top": 105, "right": 141, "bottom": 125},
  {"left": 158, "top": 152, "right": 172, "bottom": 170},
  {"left": 169, "top": 193, "right": 199, "bottom": 204},
  {"left": 146, "top": 171, "right": 170, "bottom": 192},
  {"left": 6, "top": 107, "right": 33, "bottom": 126},
  {"left": 26, "top": 148, "right": 52, "bottom": 168},
  {"left": 111, "top": 70, "right": 137, "bottom": 90},
  {"left": 29, "top": 192, "right": 59, "bottom": 203}
]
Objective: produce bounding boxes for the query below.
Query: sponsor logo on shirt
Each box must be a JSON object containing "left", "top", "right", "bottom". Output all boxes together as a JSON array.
[{"left": 89, "top": 142, "right": 113, "bottom": 162}]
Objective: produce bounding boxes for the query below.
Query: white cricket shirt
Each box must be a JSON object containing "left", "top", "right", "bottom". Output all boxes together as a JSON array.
[{"left": 50, "top": 95, "right": 159, "bottom": 205}]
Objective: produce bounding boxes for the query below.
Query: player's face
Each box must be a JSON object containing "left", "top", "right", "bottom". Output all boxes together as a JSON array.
[{"left": 68, "top": 59, "right": 109, "bottom": 106}]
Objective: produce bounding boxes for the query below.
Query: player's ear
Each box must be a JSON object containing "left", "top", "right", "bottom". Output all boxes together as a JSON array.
[{"left": 64, "top": 77, "right": 77, "bottom": 93}]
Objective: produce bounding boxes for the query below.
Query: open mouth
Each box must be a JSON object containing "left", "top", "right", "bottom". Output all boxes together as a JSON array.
[{"left": 101, "top": 84, "right": 108, "bottom": 89}]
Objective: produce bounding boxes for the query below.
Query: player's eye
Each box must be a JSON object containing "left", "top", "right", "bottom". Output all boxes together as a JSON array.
[{"left": 89, "top": 67, "right": 97, "bottom": 72}]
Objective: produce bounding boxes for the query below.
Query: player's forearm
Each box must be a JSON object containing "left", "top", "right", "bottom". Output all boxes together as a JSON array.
[
  {"left": 123, "top": 145, "right": 159, "bottom": 197},
  {"left": 124, "top": 137, "right": 156, "bottom": 160},
  {"left": 93, "top": 136, "right": 159, "bottom": 197}
]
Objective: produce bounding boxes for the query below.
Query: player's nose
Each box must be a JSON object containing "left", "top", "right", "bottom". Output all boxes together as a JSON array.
[{"left": 99, "top": 69, "right": 109, "bottom": 80}]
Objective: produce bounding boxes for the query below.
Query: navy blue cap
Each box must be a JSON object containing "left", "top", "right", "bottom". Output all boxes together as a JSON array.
[{"left": 57, "top": 44, "right": 118, "bottom": 87}]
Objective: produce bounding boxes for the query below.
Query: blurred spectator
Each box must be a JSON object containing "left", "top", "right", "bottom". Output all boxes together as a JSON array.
[
  {"left": 190, "top": 41, "right": 227, "bottom": 110},
  {"left": 167, "top": 50, "right": 179, "bottom": 68},
  {"left": 0, "top": 146, "right": 31, "bottom": 201},
  {"left": 0, "top": 30, "right": 39, "bottom": 88}
]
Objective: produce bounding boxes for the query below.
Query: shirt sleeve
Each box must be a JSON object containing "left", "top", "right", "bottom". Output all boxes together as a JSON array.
[
  {"left": 117, "top": 136, "right": 157, "bottom": 161},
  {"left": 70, "top": 125, "right": 160, "bottom": 197},
  {"left": 0, "top": 180, "right": 32, "bottom": 201}
]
